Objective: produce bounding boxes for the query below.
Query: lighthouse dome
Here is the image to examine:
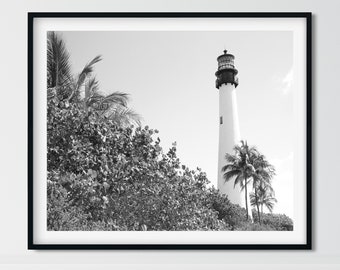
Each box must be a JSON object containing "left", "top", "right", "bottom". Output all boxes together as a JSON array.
[{"left": 217, "top": 50, "right": 235, "bottom": 70}]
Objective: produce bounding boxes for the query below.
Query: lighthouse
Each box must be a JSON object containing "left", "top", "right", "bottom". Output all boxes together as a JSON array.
[{"left": 215, "top": 50, "right": 251, "bottom": 216}]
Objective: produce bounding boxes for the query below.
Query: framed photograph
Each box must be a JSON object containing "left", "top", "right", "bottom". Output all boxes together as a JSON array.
[{"left": 28, "top": 12, "right": 312, "bottom": 249}]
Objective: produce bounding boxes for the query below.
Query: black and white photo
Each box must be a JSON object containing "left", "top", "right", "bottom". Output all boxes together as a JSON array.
[{"left": 28, "top": 13, "right": 311, "bottom": 249}]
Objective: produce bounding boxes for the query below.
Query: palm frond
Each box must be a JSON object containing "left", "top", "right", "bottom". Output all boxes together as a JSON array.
[
  {"left": 221, "top": 163, "right": 238, "bottom": 173},
  {"left": 103, "top": 104, "right": 142, "bottom": 127},
  {"left": 47, "top": 31, "right": 72, "bottom": 89},
  {"left": 84, "top": 77, "right": 99, "bottom": 101},
  {"left": 233, "top": 173, "right": 244, "bottom": 188},
  {"left": 87, "top": 92, "right": 105, "bottom": 107},
  {"left": 77, "top": 55, "right": 102, "bottom": 88},
  {"left": 100, "top": 91, "right": 129, "bottom": 107},
  {"left": 68, "top": 55, "right": 102, "bottom": 102},
  {"left": 222, "top": 169, "right": 241, "bottom": 183},
  {"left": 225, "top": 153, "right": 240, "bottom": 164},
  {"left": 252, "top": 183, "right": 278, "bottom": 213},
  {"left": 263, "top": 197, "right": 277, "bottom": 212},
  {"left": 249, "top": 192, "right": 257, "bottom": 207}
]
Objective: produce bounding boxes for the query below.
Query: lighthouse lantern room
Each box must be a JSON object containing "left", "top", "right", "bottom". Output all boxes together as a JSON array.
[{"left": 215, "top": 50, "right": 239, "bottom": 88}]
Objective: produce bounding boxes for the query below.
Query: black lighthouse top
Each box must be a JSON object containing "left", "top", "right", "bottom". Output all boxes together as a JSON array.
[{"left": 215, "top": 50, "right": 239, "bottom": 88}]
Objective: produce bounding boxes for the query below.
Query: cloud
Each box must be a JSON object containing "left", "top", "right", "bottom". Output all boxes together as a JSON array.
[
  {"left": 271, "top": 152, "right": 294, "bottom": 172},
  {"left": 280, "top": 67, "right": 294, "bottom": 95}
]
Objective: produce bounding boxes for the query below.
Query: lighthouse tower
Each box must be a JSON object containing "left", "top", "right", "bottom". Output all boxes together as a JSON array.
[{"left": 215, "top": 50, "right": 249, "bottom": 213}]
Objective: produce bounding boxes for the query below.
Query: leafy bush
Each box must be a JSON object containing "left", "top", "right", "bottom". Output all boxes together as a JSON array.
[
  {"left": 47, "top": 100, "right": 230, "bottom": 231},
  {"left": 206, "top": 189, "right": 248, "bottom": 230},
  {"left": 47, "top": 173, "right": 93, "bottom": 231},
  {"left": 254, "top": 212, "right": 293, "bottom": 231},
  {"left": 235, "top": 222, "right": 274, "bottom": 231}
]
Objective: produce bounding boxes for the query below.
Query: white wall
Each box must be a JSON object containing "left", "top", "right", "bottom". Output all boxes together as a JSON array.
[{"left": 0, "top": 0, "right": 339, "bottom": 269}]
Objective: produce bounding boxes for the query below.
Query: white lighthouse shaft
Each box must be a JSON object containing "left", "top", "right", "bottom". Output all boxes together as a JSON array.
[{"left": 217, "top": 82, "right": 243, "bottom": 204}]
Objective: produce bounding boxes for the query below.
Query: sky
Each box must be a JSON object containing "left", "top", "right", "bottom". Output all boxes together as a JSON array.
[{"left": 57, "top": 30, "right": 294, "bottom": 218}]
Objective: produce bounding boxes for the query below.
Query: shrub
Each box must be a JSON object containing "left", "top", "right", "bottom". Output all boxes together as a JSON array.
[
  {"left": 206, "top": 189, "right": 247, "bottom": 230},
  {"left": 47, "top": 172, "right": 92, "bottom": 231},
  {"left": 251, "top": 210, "right": 293, "bottom": 231},
  {"left": 260, "top": 213, "right": 293, "bottom": 231},
  {"left": 236, "top": 221, "right": 275, "bottom": 231},
  {"left": 47, "top": 101, "right": 229, "bottom": 231}
]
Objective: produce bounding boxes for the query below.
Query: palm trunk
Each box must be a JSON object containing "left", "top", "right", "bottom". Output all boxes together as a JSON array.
[
  {"left": 244, "top": 175, "right": 249, "bottom": 220},
  {"left": 254, "top": 185, "right": 261, "bottom": 224}
]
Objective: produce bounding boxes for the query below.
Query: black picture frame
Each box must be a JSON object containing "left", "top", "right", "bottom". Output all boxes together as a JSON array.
[{"left": 28, "top": 12, "right": 312, "bottom": 250}]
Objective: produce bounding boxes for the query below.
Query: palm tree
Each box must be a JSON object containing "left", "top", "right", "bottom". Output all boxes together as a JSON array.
[
  {"left": 47, "top": 31, "right": 101, "bottom": 104},
  {"left": 250, "top": 184, "right": 277, "bottom": 215},
  {"left": 250, "top": 153, "right": 275, "bottom": 224},
  {"left": 222, "top": 140, "right": 257, "bottom": 220},
  {"left": 47, "top": 31, "right": 141, "bottom": 127}
]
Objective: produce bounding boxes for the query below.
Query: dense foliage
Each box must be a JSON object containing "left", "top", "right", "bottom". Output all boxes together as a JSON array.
[
  {"left": 48, "top": 100, "right": 227, "bottom": 230},
  {"left": 252, "top": 211, "right": 293, "bottom": 231}
]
